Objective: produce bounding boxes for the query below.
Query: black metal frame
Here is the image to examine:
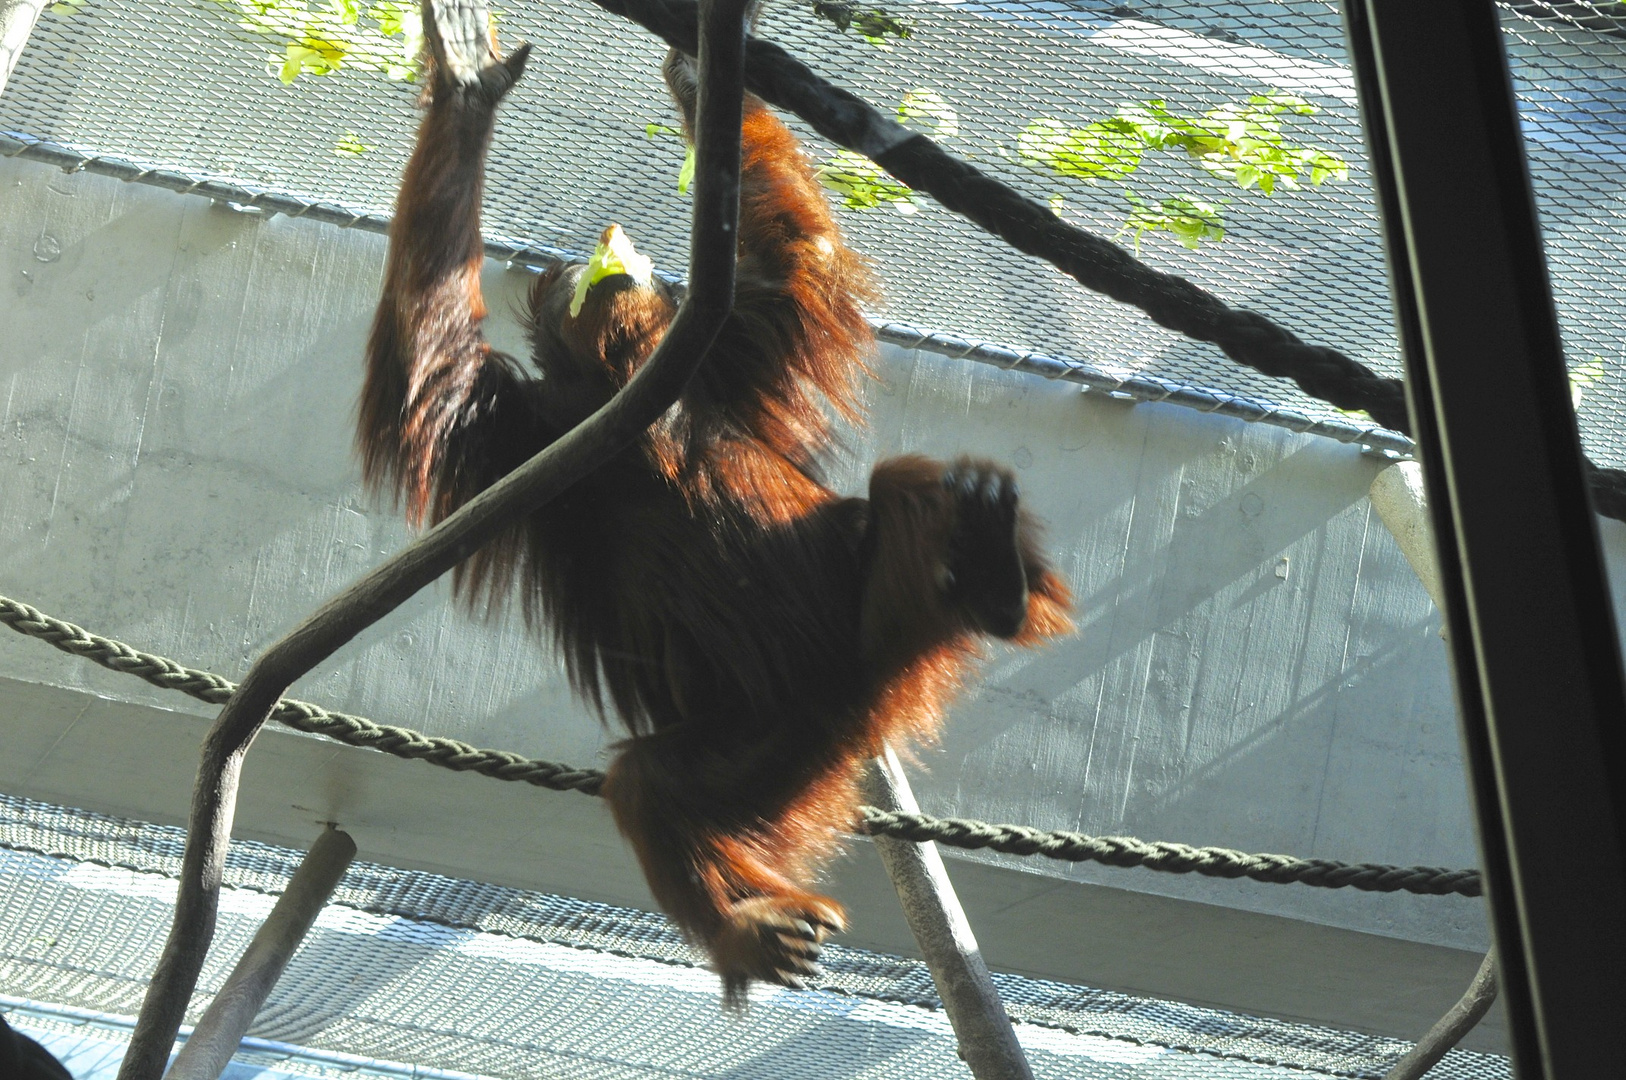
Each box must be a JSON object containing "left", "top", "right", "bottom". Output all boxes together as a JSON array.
[{"left": 1344, "top": 2, "right": 1626, "bottom": 1074}]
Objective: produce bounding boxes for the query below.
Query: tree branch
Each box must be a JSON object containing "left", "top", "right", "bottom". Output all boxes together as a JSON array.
[
  {"left": 861, "top": 749, "right": 1034, "bottom": 1080},
  {"left": 164, "top": 827, "right": 357, "bottom": 1080},
  {"left": 1384, "top": 949, "right": 1499, "bottom": 1080},
  {"left": 114, "top": 3, "right": 749, "bottom": 1077}
]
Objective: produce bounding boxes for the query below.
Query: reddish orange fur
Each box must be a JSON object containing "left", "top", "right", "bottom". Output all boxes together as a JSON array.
[{"left": 361, "top": 36, "right": 1073, "bottom": 1003}]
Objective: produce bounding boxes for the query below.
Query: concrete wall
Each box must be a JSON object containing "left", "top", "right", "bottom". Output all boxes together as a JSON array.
[{"left": 10, "top": 146, "right": 1615, "bottom": 1049}]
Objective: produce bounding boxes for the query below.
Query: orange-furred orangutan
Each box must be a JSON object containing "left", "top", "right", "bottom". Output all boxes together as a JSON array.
[{"left": 361, "top": 0, "right": 1072, "bottom": 1003}]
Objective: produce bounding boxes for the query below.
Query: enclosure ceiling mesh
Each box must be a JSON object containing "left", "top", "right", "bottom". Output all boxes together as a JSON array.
[
  {"left": 0, "top": 792, "right": 1512, "bottom": 1080},
  {"left": 1, "top": 0, "right": 1623, "bottom": 463}
]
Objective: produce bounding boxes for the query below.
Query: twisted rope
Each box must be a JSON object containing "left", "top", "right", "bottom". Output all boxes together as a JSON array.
[
  {"left": 858, "top": 808, "right": 1480, "bottom": 896},
  {"left": 0, "top": 596, "right": 604, "bottom": 797},
  {"left": 0, "top": 593, "right": 1482, "bottom": 898}
]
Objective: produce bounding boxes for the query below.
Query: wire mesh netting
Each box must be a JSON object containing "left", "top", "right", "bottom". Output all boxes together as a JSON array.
[
  {"left": 2, "top": 0, "right": 1623, "bottom": 461},
  {"left": 0, "top": 792, "right": 1511, "bottom": 1080}
]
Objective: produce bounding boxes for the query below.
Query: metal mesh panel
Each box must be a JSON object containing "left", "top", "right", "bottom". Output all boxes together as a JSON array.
[
  {"left": 2, "top": 0, "right": 1621, "bottom": 461},
  {"left": 1501, "top": 4, "right": 1626, "bottom": 464},
  {"left": 1, "top": 792, "right": 1512, "bottom": 1080}
]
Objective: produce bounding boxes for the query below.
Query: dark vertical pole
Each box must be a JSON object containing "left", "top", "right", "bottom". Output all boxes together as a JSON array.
[{"left": 1344, "top": 2, "right": 1626, "bottom": 1075}]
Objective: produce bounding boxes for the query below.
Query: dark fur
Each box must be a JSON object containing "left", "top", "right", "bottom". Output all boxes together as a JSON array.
[{"left": 362, "top": 0, "right": 1072, "bottom": 1003}]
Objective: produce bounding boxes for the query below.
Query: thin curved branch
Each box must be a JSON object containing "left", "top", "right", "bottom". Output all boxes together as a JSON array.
[
  {"left": 114, "top": 3, "right": 749, "bottom": 1077},
  {"left": 1384, "top": 949, "right": 1499, "bottom": 1080}
]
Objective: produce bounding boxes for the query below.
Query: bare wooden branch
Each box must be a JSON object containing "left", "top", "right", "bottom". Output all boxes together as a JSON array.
[
  {"left": 1384, "top": 949, "right": 1498, "bottom": 1080},
  {"left": 164, "top": 827, "right": 357, "bottom": 1080},
  {"left": 861, "top": 748, "right": 1034, "bottom": 1080},
  {"left": 114, "top": 3, "right": 750, "bottom": 1076}
]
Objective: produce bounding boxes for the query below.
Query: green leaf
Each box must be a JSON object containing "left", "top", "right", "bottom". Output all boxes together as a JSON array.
[
  {"left": 209, "top": 0, "right": 424, "bottom": 83},
  {"left": 854, "top": 9, "right": 910, "bottom": 41},
  {"left": 1247, "top": 91, "right": 1315, "bottom": 116},
  {"left": 1116, "top": 193, "right": 1226, "bottom": 251},
  {"left": 677, "top": 145, "right": 695, "bottom": 194},
  {"left": 571, "top": 225, "right": 654, "bottom": 318},
  {"left": 1018, "top": 118, "right": 1142, "bottom": 181},
  {"left": 813, "top": 2, "right": 913, "bottom": 45},
  {"left": 899, "top": 89, "right": 958, "bottom": 140},
  {"left": 1571, "top": 358, "right": 1607, "bottom": 408},
  {"left": 815, "top": 149, "right": 917, "bottom": 212},
  {"left": 334, "top": 132, "right": 371, "bottom": 155},
  {"left": 280, "top": 43, "right": 314, "bottom": 82},
  {"left": 1030, "top": 91, "right": 1349, "bottom": 198}
]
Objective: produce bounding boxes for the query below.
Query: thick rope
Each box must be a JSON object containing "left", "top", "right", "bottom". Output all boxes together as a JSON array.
[
  {"left": 857, "top": 808, "right": 1480, "bottom": 896},
  {"left": 591, "top": 0, "right": 1626, "bottom": 516},
  {"left": 595, "top": 0, "right": 1392, "bottom": 431},
  {"left": 0, "top": 594, "right": 1482, "bottom": 898},
  {"left": 0, "top": 596, "right": 605, "bottom": 797}
]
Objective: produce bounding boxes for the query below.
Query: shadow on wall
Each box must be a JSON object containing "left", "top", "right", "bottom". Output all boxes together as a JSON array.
[
  {"left": 0, "top": 155, "right": 1477, "bottom": 921},
  {"left": 857, "top": 350, "right": 1474, "bottom": 907}
]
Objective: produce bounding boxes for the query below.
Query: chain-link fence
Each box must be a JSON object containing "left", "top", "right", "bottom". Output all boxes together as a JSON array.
[
  {"left": 0, "top": 792, "right": 1513, "bottom": 1079},
  {"left": 4, "top": 0, "right": 1622, "bottom": 461}
]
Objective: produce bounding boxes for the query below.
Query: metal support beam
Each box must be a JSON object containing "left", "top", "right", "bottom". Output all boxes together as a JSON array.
[
  {"left": 1345, "top": 2, "right": 1626, "bottom": 1075},
  {"left": 163, "top": 826, "right": 356, "bottom": 1080},
  {"left": 861, "top": 748, "right": 1033, "bottom": 1080},
  {"left": 0, "top": 0, "right": 46, "bottom": 96},
  {"left": 1369, "top": 461, "right": 1445, "bottom": 617}
]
